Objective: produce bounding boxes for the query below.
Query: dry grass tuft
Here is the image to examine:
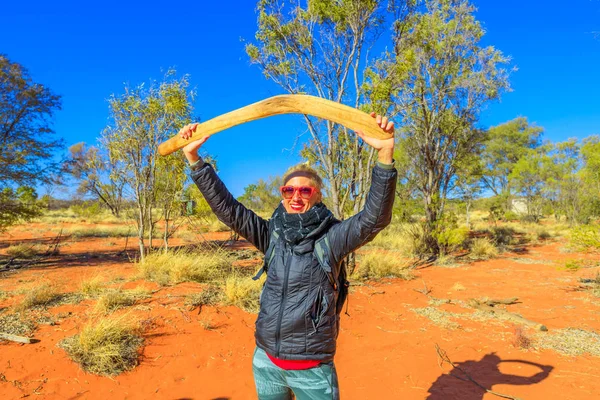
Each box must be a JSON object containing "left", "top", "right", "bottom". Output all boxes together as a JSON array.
[
  {"left": 6, "top": 243, "right": 43, "bottom": 259},
  {"left": 535, "top": 328, "right": 600, "bottom": 357},
  {"left": 0, "top": 312, "right": 36, "bottom": 336},
  {"left": 469, "top": 238, "right": 499, "bottom": 260},
  {"left": 79, "top": 275, "right": 108, "bottom": 297},
  {"left": 354, "top": 252, "right": 414, "bottom": 280},
  {"left": 185, "top": 285, "right": 222, "bottom": 312},
  {"left": 223, "top": 275, "right": 262, "bottom": 313},
  {"left": 137, "top": 248, "right": 231, "bottom": 286},
  {"left": 16, "top": 283, "right": 63, "bottom": 311},
  {"left": 59, "top": 314, "right": 144, "bottom": 376},
  {"left": 93, "top": 287, "right": 151, "bottom": 314},
  {"left": 412, "top": 307, "right": 461, "bottom": 329}
]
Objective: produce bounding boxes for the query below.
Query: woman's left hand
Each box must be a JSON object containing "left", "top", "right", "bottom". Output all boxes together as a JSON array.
[{"left": 355, "top": 112, "right": 395, "bottom": 151}]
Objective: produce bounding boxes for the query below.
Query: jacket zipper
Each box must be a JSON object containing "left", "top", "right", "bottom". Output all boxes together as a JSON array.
[{"left": 275, "top": 245, "right": 292, "bottom": 357}]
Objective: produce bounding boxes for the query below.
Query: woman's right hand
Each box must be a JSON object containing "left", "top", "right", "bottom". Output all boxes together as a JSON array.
[{"left": 179, "top": 123, "right": 209, "bottom": 164}]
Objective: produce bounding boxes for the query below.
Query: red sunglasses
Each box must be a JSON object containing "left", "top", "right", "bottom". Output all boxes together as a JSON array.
[{"left": 280, "top": 185, "right": 317, "bottom": 200}]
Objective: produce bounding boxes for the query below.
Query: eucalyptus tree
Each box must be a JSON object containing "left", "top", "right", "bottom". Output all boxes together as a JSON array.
[
  {"left": 101, "top": 70, "right": 195, "bottom": 260},
  {"left": 66, "top": 142, "right": 126, "bottom": 218},
  {"left": 246, "top": 0, "right": 405, "bottom": 219},
  {"left": 0, "top": 55, "right": 63, "bottom": 229},
  {"left": 481, "top": 117, "right": 543, "bottom": 212},
  {"left": 366, "top": 0, "right": 511, "bottom": 254}
]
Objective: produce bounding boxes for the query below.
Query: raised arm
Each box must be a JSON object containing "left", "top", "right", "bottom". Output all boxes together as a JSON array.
[
  {"left": 180, "top": 124, "right": 270, "bottom": 253},
  {"left": 327, "top": 113, "right": 397, "bottom": 264}
]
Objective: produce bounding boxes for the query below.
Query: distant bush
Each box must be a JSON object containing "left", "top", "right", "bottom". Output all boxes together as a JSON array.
[
  {"left": 59, "top": 314, "right": 143, "bottom": 376},
  {"left": 491, "top": 226, "right": 517, "bottom": 247},
  {"left": 502, "top": 211, "right": 520, "bottom": 222},
  {"left": 435, "top": 226, "right": 469, "bottom": 255},
  {"left": 70, "top": 202, "right": 103, "bottom": 219},
  {"left": 354, "top": 252, "right": 414, "bottom": 280}
]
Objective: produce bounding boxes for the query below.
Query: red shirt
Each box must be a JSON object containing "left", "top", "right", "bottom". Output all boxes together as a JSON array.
[{"left": 266, "top": 352, "right": 321, "bottom": 370}]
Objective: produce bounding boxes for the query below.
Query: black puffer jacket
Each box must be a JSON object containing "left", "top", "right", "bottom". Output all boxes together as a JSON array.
[{"left": 191, "top": 162, "right": 397, "bottom": 362}]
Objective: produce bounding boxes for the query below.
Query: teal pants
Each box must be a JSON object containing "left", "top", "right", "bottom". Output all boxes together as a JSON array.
[{"left": 252, "top": 347, "right": 340, "bottom": 400}]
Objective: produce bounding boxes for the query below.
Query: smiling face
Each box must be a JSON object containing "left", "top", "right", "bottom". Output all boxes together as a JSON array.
[{"left": 281, "top": 176, "right": 322, "bottom": 214}]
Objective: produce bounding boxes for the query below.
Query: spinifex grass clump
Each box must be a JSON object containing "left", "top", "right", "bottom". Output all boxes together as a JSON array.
[
  {"left": 138, "top": 248, "right": 231, "bottom": 286},
  {"left": 6, "top": 243, "right": 42, "bottom": 259},
  {"left": 185, "top": 285, "right": 223, "bottom": 313},
  {"left": 223, "top": 275, "right": 263, "bottom": 313},
  {"left": 354, "top": 252, "right": 414, "bottom": 280},
  {"left": 94, "top": 287, "right": 151, "bottom": 314},
  {"left": 16, "top": 283, "right": 63, "bottom": 311},
  {"left": 59, "top": 314, "right": 143, "bottom": 376},
  {"left": 469, "top": 238, "right": 499, "bottom": 260},
  {"left": 79, "top": 275, "right": 107, "bottom": 297}
]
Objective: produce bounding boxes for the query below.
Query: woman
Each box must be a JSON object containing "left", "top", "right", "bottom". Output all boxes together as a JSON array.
[{"left": 179, "top": 112, "right": 397, "bottom": 400}]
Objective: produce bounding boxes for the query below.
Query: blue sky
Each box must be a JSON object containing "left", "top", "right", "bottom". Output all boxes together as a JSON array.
[{"left": 2, "top": 0, "right": 599, "bottom": 197}]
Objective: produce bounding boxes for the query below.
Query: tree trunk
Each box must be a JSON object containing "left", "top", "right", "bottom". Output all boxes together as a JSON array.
[{"left": 138, "top": 209, "right": 146, "bottom": 262}]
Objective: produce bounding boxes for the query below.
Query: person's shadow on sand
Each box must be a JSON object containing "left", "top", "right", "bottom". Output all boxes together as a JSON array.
[{"left": 427, "top": 353, "right": 553, "bottom": 400}]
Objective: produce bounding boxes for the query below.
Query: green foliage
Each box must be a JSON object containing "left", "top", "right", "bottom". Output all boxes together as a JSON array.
[
  {"left": 247, "top": 0, "right": 390, "bottom": 219},
  {"left": 65, "top": 143, "right": 126, "bottom": 218},
  {"left": 364, "top": 0, "right": 511, "bottom": 255},
  {"left": 0, "top": 55, "right": 63, "bottom": 198},
  {"left": 569, "top": 225, "right": 600, "bottom": 251},
  {"left": 481, "top": 117, "right": 543, "bottom": 202},
  {"left": 238, "top": 176, "right": 282, "bottom": 214},
  {"left": 70, "top": 201, "right": 104, "bottom": 219},
  {"left": 100, "top": 69, "right": 196, "bottom": 260},
  {"left": 0, "top": 186, "right": 42, "bottom": 232}
]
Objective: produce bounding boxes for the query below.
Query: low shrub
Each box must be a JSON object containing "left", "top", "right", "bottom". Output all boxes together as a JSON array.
[
  {"left": 491, "top": 226, "right": 517, "bottom": 247},
  {"left": 569, "top": 225, "right": 600, "bottom": 251},
  {"left": 59, "top": 314, "right": 143, "bottom": 376},
  {"left": 354, "top": 252, "right": 414, "bottom": 280}
]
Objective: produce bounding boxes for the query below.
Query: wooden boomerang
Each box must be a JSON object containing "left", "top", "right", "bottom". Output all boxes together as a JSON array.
[{"left": 158, "top": 94, "right": 392, "bottom": 156}]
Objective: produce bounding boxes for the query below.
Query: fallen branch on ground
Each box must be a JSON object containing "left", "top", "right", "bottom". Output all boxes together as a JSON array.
[{"left": 0, "top": 332, "right": 39, "bottom": 344}]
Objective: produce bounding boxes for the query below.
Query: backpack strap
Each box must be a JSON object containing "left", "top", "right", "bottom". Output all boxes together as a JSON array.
[
  {"left": 314, "top": 236, "right": 337, "bottom": 290},
  {"left": 253, "top": 230, "right": 279, "bottom": 281}
]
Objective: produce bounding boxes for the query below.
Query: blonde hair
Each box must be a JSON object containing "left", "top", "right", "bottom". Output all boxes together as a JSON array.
[{"left": 283, "top": 164, "right": 323, "bottom": 191}]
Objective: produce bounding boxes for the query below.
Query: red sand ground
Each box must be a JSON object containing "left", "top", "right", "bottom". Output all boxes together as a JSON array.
[{"left": 1, "top": 223, "right": 600, "bottom": 399}]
